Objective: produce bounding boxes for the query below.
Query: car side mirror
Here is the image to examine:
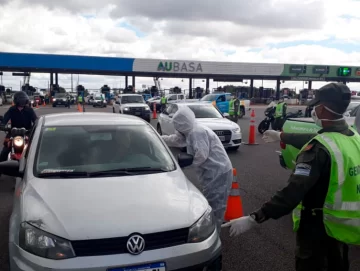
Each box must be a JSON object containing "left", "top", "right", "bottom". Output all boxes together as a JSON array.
[
  {"left": 0, "top": 160, "right": 23, "bottom": 177},
  {"left": 177, "top": 153, "right": 194, "bottom": 168},
  {"left": 223, "top": 112, "right": 230, "bottom": 118}
]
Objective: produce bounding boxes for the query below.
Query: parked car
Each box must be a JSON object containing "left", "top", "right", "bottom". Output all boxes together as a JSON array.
[
  {"left": 93, "top": 95, "right": 107, "bottom": 108},
  {"left": 4, "top": 112, "right": 222, "bottom": 271},
  {"left": 157, "top": 102, "right": 242, "bottom": 151}
]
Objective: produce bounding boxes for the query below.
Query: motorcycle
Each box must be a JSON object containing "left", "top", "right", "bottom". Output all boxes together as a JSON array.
[
  {"left": 0, "top": 117, "right": 28, "bottom": 161},
  {"left": 258, "top": 102, "right": 276, "bottom": 134},
  {"left": 258, "top": 102, "right": 303, "bottom": 134}
]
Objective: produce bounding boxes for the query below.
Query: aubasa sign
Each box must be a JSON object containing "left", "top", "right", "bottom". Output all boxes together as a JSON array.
[{"left": 157, "top": 61, "right": 203, "bottom": 73}]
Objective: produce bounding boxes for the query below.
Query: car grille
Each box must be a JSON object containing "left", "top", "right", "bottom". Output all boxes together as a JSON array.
[
  {"left": 130, "top": 107, "right": 144, "bottom": 112},
  {"left": 213, "top": 130, "right": 231, "bottom": 143},
  {"left": 71, "top": 227, "right": 189, "bottom": 257}
]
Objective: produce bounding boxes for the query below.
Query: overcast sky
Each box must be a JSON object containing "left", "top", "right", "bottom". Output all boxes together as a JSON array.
[{"left": 1, "top": 0, "right": 360, "bottom": 91}]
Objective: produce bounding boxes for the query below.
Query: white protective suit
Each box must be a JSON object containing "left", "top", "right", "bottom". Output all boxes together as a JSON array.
[{"left": 161, "top": 106, "right": 233, "bottom": 230}]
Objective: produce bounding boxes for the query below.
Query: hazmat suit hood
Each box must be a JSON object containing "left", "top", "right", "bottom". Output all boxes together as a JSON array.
[{"left": 172, "top": 106, "right": 195, "bottom": 135}]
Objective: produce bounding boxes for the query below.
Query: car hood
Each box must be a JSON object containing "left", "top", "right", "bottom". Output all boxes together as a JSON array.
[
  {"left": 196, "top": 118, "right": 239, "bottom": 130},
  {"left": 123, "top": 103, "right": 148, "bottom": 108},
  {"left": 22, "top": 171, "right": 208, "bottom": 240}
]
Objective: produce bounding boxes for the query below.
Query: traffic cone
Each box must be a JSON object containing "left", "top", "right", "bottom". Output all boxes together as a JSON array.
[
  {"left": 244, "top": 109, "right": 258, "bottom": 145},
  {"left": 224, "top": 168, "right": 244, "bottom": 221},
  {"left": 43, "top": 100, "right": 46, "bottom": 106},
  {"left": 152, "top": 103, "right": 157, "bottom": 119},
  {"left": 36, "top": 102, "right": 39, "bottom": 108}
]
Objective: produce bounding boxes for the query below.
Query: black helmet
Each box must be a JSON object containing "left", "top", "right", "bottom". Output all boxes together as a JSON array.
[{"left": 13, "top": 91, "right": 29, "bottom": 107}]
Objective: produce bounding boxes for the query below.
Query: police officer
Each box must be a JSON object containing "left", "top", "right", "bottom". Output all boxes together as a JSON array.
[
  {"left": 273, "top": 98, "right": 287, "bottom": 130},
  {"left": 223, "top": 83, "right": 357, "bottom": 271},
  {"left": 0, "top": 91, "right": 37, "bottom": 163},
  {"left": 67, "top": 95, "right": 71, "bottom": 109},
  {"left": 229, "top": 94, "right": 241, "bottom": 123},
  {"left": 160, "top": 94, "right": 167, "bottom": 112}
]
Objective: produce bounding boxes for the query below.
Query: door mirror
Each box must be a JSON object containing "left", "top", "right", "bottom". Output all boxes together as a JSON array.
[
  {"left": 177, "top": 153, "right": 194, "bottom": 168},
  {"left": 223, "top": 112, "right": 230, "bottom": 118},
  {"left": 0, "top": 160, "right": 23, "bottom": 177}
]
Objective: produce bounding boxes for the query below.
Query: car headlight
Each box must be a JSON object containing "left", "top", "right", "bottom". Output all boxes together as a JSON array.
[
  {"left": 145, "top": 107, "right": 150, "bottom": 111},
  {"left": 53, "top": 99, "right": 56, "bottom": 101},
  {"left": 188, "top": 206, "right": 216, "bottom": 243},
  {"left": 19, "top": 223, "right": 75, "bottom": 260},
  {"left": 13, "top": 136, "right": 24, "bottom": 147},
  {"left": 124, "top": 107, "right": 130, "bottom": 111},
  {"left": 232, "top": 127, "right": 241, "bottom": 134},
  {"left": 31, "top": 101, "right": 33, "bottom": 104}
]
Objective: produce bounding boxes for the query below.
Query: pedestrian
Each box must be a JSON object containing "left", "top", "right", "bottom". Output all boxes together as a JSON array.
[
  {"left": 161, "top": 106, "right": 232, "bottom": 233},
  {"left": 223, "top": 83, "right": 358, "bottom": 271},
  {"left": 67, "top": 95, "right": 71, "bottom": 109}
]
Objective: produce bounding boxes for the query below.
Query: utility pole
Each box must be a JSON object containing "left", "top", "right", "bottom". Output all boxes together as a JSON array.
[{"left": 71, "top": 74, "right": 73, "bottom": 92}]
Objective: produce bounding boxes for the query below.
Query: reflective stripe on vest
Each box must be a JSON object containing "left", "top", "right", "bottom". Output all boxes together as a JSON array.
[
  {"left": 292, "top": 129, "right": 360, "bottom": 245},
  {"left": 229, "top": 99, "right": 234, "bottom": 115},
  {"left": 275, "top": 102, "right": 284, "bottom": 118}
]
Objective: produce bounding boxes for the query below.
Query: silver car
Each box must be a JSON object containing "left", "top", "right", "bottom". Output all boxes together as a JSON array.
[{"left": 3, "top": 112, "right": 222, "bottom": 271}]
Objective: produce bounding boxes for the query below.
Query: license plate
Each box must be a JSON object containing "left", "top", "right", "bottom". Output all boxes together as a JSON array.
[
  {"left": 135, "top": 112, "right": 141, "bottom": 116},
  {"left": 109, "top": 262, "right": 166, "bottom": 271},
  {"left": 218, "top": 136, "right": 225, "bottom": 141}
]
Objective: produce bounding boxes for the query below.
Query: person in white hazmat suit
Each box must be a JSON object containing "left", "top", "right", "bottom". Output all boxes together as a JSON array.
[{"left": 161, "top": 106, "right": 233, "bottom": 232}]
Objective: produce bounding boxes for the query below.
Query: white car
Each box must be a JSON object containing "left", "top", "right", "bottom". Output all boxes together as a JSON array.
[
  {"left": 157, "top": 102, "right": 242, "bottom": 151},
  {"left": 4, "top": 112, "right": 222, "bottom": 271},
  {"left": 113, "top": 94, "right": 151, "bottom": 122}
]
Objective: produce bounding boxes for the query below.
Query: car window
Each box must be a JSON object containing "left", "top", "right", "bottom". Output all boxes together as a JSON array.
[
  {"left": 34, "top": 125, "right": 176, "bottom": 177},
  {"left": 121, "top": 96, "right": 144, "bottom": 104},
  {"left": 170, "top": 104, "right": 178, "bottom": 114},
  {"left": 178, "top": 95, "right": 184, "bottom": 100},
  {"left": 187, "top": 105, "right": 223, "bottom": 118},
  {"left": 167, "top": 95, "right": 176, "bottom": 101},
  {"left": 217, "top": 95, "right": 226, "bottom": 102},
  {"left": 165, "top": 104, "right": 174, "bottom": 115},
  {"left": 201, "top": 94, "right": 218, "bottom": 101},
  {"left": 226, "top": 95, "right": 232, "bottom": 101}
]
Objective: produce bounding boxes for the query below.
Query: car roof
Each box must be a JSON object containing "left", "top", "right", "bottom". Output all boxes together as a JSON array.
[
  {"left": 42, "top": 113, "right": 148, "bottom": 127},
  {"left": 176, "top": 102, "right": 214, "bottom": 107},
  {"left": 119, "top": 94, "right": 142, "bottom": 97}
]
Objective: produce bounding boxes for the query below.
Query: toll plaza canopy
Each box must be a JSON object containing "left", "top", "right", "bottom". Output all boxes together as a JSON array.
[{"left": 1, "top": 52, "right": 360, "bottom": 82}]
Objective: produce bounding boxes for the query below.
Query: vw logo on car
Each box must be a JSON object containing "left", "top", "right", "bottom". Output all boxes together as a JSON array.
[{"left": 126, "top": 234, "right": 146, "bottom": 255}]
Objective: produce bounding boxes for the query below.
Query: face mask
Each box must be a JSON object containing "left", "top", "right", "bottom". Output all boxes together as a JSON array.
[{"left": 311, "top": 105, "right": 344, "bottom": 127}]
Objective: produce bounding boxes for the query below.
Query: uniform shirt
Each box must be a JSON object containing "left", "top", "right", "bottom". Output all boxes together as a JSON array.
[
  {"left": 3, "top": 106, "right": 37, "bottom": 136},
  {"left": 253, "top": 120, "right": 352, "bottom": 238}
]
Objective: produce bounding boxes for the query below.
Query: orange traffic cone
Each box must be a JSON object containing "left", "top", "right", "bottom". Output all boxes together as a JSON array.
[
  {"left": 244, "top": 109, "right": 258, "bottom": 145},
  {"left": 43, "top": 100, "right": 46, "bottom": 106},
  {"left": 224, "top": 168, "right": 244, "bottom": 222},
  {"left": 36, "top": 102, "right": 39, "bottom": 108},
  {"left": 152, "top": 103, "right": 157, "bottom": 119}
]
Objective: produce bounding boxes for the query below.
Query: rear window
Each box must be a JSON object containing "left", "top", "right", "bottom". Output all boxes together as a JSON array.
[{"left": 34, "top": 125, "right": 175, "bottom": 176}]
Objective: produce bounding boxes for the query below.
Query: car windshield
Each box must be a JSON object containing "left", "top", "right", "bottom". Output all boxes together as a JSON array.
[
  {"left": 34, "top": 125, "right": 175, "bottom": 177},
  {"left": 55, "top": 94, "right": 66, "bottom": 98},
  {"left": 94, "top": 96, "right": 102, "bottom": 100},
  {"left": 200, "top": 94, "right": 217, "bottom": 102},
  {"left": 121, "top": 96, "right": 144, "bottom": 103},
  {"left": 187, "top": 105, "right": 223, "bottom": 118}
]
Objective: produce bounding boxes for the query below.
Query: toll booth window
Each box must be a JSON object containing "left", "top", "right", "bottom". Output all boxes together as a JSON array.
[{"left": 34, "top": 125, "right": 176, "bottom": 177}]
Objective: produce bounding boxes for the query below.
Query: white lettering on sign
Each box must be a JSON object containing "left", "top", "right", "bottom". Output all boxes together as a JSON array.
[{"left": 289, "top": 125, "right": 319, "bottom": 133}]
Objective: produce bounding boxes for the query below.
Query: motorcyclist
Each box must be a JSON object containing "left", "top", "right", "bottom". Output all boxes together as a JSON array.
[
  {"left": 160, "top": 106, "right": 233, "bottom": 232},
  {"left": 0, "top": 91, "right": 37, "bottom": 163},
  {"left": 273, "top": 98, "right": 287, "bottom": 130}
]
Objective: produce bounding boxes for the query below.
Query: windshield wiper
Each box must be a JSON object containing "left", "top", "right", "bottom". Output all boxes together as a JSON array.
[
  {"left": 88, "top": 167, "right": 170, "bottom": 177},
  {"left": 37, "top": 171, "right": 90, "bottom": 178}
]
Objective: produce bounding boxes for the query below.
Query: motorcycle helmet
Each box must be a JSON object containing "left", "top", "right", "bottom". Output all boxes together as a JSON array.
[{"left": 13, "top": 91, "right": 30, "bottom": 107}]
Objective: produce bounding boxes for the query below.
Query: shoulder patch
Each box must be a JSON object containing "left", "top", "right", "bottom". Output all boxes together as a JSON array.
[{"left": 294, "top": 163, "right": 312, "bottom": 176}]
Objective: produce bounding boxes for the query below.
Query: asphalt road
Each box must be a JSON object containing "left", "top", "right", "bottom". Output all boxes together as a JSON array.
[{"left": 0, "top": 104, "right": 359, "bottom": 271}]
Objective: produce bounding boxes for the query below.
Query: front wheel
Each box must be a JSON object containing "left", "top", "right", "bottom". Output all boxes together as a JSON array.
[{"left": 258, "top": 120, "right": 270, "bottom": 134}]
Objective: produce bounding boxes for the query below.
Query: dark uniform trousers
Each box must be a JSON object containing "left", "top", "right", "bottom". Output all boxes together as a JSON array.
[{"left": 295, "top": 231, "right": 349, "bottom": 271}]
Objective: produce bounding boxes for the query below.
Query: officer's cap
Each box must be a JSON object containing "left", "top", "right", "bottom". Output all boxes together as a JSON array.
[{"left": 307, "top": 83, "right": 351, "bottom": 114}]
